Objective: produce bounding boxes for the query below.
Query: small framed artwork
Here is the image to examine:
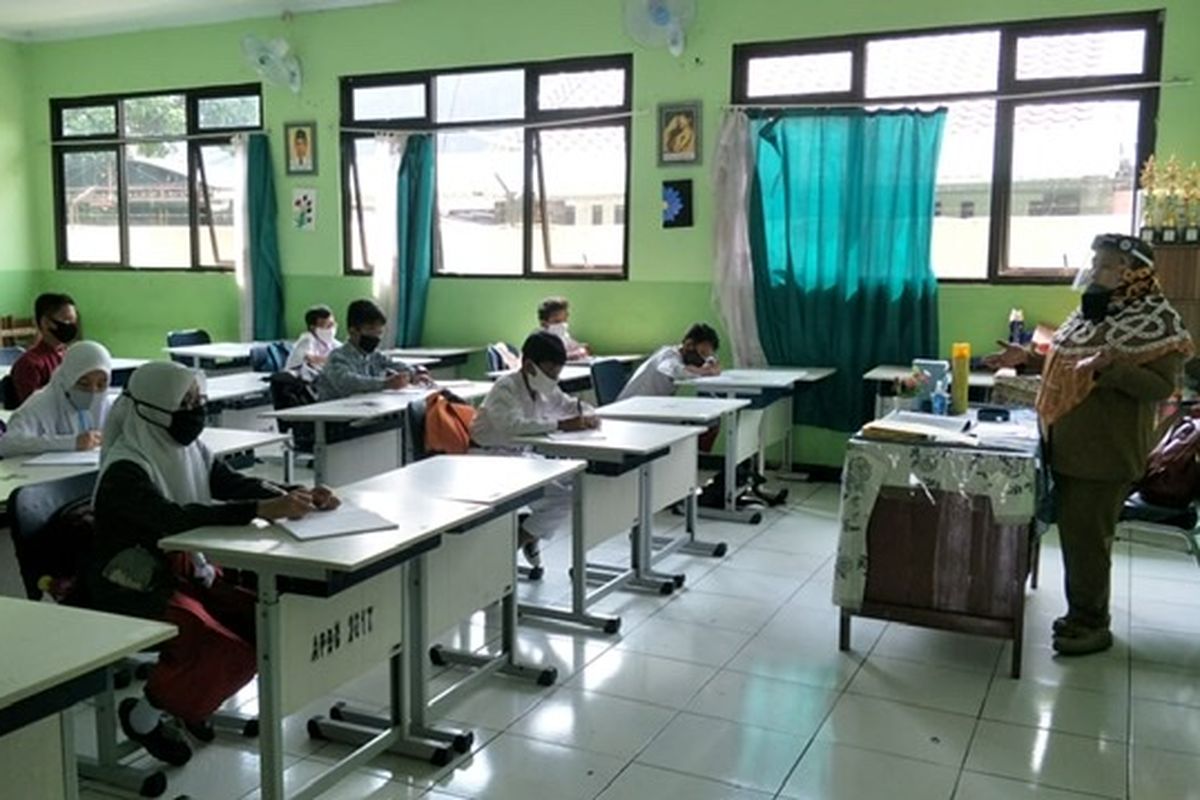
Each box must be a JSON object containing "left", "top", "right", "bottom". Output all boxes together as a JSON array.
[
  {"left": 662, "top": 180, "right": 694, "bottom": 229},
  {"left": 284, "top": 122, "right": 318, "bottom": 175},
  {"left": 658, "top": 101, "right": 701, "bottom": 166},
  {"left": 292, "top": 188, "right": 317, "bottom": 231}
]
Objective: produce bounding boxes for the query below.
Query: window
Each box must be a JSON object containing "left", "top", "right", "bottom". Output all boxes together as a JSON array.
[
  {"left": 732, "top": 12, "right": 1161, "bottom": 281},
  {"left": 52, "top": 84, "right": 260, "bottom": 270},
  {"left": 340, "top": 56, "right": 632, "bottom": 278}
]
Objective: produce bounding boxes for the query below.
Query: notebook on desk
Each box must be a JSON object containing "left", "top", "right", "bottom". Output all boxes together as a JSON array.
[
  {"left": 277, "top": 504, "right": 395, "bottom": 540},
  {"left": 23, "top": 451, "right": 101, "bottom": 467}
]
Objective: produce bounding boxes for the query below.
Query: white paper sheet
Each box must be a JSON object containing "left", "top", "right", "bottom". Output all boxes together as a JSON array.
[
  {"left": 23, "top": 451, "right": 101, "bottom": 467},
  {"left": 278, "top": 504, "right": 395, "bottom": 541}
]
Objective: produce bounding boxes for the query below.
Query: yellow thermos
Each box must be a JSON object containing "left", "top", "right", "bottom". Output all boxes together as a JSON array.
[{"left": 951, "top": 342, "right": 970, "bottom": 415}]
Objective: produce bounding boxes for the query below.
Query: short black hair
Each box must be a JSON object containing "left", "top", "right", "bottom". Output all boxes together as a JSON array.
[
  {"left": 294, "top": 129, "right": 308, "bottom": 143},
  {"left": 537, "top": 297, "right": 569, "bottom": 323},
  {"left": 522, "top": 331, "right": 567, "bottom": 366},
  {"left": 304, "top": 304, "right": 333, "bottom": 329},
  {"left": 346, "top": 299, "right": 386, "bottom": 329},
  {"left": 684, "top": 323, "right": 719, "bottom": 350},
  {"left": 34, "top": 293, "right": 75, "bottom": 323}
]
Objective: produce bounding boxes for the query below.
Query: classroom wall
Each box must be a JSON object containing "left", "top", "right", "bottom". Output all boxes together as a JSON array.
[
  {"left": 10, "top": 0, "right": 1200, "bottom": 463},
  {"left": 0, "top": 38, "right": 34, "bottom": 309}
]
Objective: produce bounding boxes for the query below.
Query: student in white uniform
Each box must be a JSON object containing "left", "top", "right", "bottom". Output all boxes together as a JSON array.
[
  {"left": 0, "top": 340, "right": 112, "bottom": 457},
  {"left": 471, "top": 331, "right": 598, "bottom": 578},
  {"left": 618, "top": 323, "right": 721, "bottom": 401},
  {"left": 536, "top": 296, "right": 589, "bottom": 361},
  {"left": 285, "top": 304, "right": 341, "bottom": 378}
]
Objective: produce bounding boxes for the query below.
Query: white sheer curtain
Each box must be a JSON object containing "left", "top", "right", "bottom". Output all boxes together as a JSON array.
[
  {"left": 230, "top": 135, "right": 251, "bottom": 341},
  {"left": 370, "top": 133, "right": 408, "bottom": 348},
  {"left": 712, "top": 111, "right": 767, "bottom": 368}
]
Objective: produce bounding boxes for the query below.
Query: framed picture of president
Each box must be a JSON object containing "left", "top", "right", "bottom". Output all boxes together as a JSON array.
[
  {"left": 658, "top": 101, "right": 701, "bottom": 166},
  {"left": 285, "top": 122, "right": 318, "bottom": 175}
]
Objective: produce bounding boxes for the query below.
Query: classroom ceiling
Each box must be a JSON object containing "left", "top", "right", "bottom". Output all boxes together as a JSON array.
[{"left": 0, "top": 0, "right": 396, "bottom": 41}]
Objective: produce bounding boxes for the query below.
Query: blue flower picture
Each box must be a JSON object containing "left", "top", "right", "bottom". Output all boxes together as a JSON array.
[{"left": 662, "top": 179, "right": 693, "bottom": 228}]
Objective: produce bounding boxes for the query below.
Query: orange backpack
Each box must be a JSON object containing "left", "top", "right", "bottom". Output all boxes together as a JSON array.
[{"left": 423, "top": 390, "right": 477, "bottom": 455}]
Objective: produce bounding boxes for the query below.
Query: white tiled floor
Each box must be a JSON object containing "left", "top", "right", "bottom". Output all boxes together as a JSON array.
[{"left": 71, "top": 481, "right": 1200, "bottom": 799}]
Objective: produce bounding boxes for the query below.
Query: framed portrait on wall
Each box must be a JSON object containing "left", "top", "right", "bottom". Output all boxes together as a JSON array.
[
  {"left": 658, "top": 101, "right": 701, "bottom": 166},
  {"left": 284, "top": 122, "right": 318, "bottom": 175}
]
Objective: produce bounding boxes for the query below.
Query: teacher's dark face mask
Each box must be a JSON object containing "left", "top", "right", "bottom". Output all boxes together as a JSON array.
[
  {"left": 358, "top": 334, "right": 381, "bottom": 354},
  {"left": 1081, "top": 288, "right": 1114, "bottom": 322},
  {"left": 51, "top": 320, "right": 78, "bottom": 344}
]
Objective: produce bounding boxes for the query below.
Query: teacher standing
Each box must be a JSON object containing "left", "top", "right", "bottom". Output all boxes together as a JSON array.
[{"left": 988, "top": 234, "right": 1193, "bottom": 655}]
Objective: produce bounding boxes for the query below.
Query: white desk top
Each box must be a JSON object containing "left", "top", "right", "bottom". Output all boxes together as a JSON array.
[
  {"left": 683, "top": 367, "right": 836, "bottom": 392},
  {"left": 164, "top": 342, "right": 261, "bottom": 360},
  {"left": 205, "top": 371, "right": 272, "bottom": 403},
  {"left": 566, "top": 354, "right": 645, "bottom": 366},
  {"left": 863, "top": 364, "right": 996, "bottom": 389},
  {"left": 110, "top": 357, "right": 149, "bottom": 372},
  {"left": 0, "top": 427, "right": 290, "bottom": 504},
  {"left": 435, "top": 380, "right": 494, "bottom": 403},
  {"left": 487, "top": 365, "right": 592, "bottom": 384},
  {"left": 516, "top": 419, "right": 701, "bottom": 462},
  {"left": 160, "top": 483, "right": 486, "bottom": 576},
  {"left": 385, "top": 347, "right": 482, "bottom": 359},
  {"left": 352, "top": 454, "right": 585, "bottom": 507},
  {"left": 595, "top": 396, "right": 750, "bottom": 425},
  {"left": 267, "top": 392, "right": 418, "bottom": 423},
  {"left": 0, "top": 597, "right": 175, "bottom": 710},
  {"left": 0, "top": 365, "right": 9, "bottom": 379}
]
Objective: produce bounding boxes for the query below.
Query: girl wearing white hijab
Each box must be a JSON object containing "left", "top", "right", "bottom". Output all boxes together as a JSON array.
[
  {"left": 85, "top": 361, "right": 337, "bottom": 766},
  {"left": 0, "top": 340, "right": 111, "bottom": 457}
]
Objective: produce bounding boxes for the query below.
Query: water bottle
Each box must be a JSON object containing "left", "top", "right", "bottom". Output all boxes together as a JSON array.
[
  {"left": 931, "top": 379, "right": 949, "bottom": 415},
  {"left": 1008, "top": 309, "right": 1025, "bottom": 344}
]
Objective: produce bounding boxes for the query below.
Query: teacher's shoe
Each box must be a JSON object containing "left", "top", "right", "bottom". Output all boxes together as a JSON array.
[
  {"left": 1052, "top": 625, "right": 1113, "bottom": 656},
  {"left": 119, "top": 698, "right": 193, "bottom": 766}
]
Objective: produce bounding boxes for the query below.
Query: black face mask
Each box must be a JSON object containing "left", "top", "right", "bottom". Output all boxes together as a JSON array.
[
  {"left": 51, "top": 320, "right": 78, "bottom": 343},
  {"left": 682, "top": 349, "right": 706, "bottom": 367},
  {"left": 1081, "top": 288, "right": 1114, "bottom": 322},
  {"left": 134, "top": 397, "right": 207, "bottom": 446},
  {"left": 358, "top": 334, "right": 381, "bottom": 354}
]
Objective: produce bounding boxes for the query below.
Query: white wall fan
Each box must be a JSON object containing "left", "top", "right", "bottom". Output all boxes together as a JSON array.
[
  {"left": 623, "top": 0, "right": 697, "bottom": 57},
  {"left": 242, "top": 35, "right": 302, "bottom": 94}
]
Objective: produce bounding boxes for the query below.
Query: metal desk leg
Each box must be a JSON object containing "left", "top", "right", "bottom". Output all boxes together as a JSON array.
[
  {"left": 697, "top": 410, "right": 762, "bottom": 524},
  {"left": 631, "top": 462, "right": 685, "bottom": 589},
  {"left": 313, "top": 421, "right": 328, "bottom": 486},
  {"left": 283, "top": 444, "right": 295, "bottom": 485},
  {"left": 255, "top": 573, "right": 286, "bottom": 800},
  {"left": 61, "top": 710, "right": 79, "bottom": 800},
  {"left": 773, "top": 394, "right": 811, "bottom": 482}
]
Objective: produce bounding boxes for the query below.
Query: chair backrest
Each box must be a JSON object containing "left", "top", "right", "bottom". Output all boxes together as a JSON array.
[
  {"left": 166, "top": 329, "right": 211, "bottom": 364},
  {"left": 9, "top": 471, "right": 99, "bottom": 601},
  {"left": 268, "top": 370, "right": 316, "bottom": 449},
  {"left": 1, "top": 373, "right": 18, "bottom": 411},
  {"left": 486, "top": 342, "right": 520, "bottom": 373},
  {"left": 590, "top": 359, "right": 630, "bottom": 406},
  {"left": 0, "top": 345, "right": 24, "bottom": 366},
  {"left": 251, "top": 341, "right": 292, "bottom": 373}
]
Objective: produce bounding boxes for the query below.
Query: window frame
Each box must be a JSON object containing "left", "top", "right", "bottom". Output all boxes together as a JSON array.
[
  {"left": 731, "top": 11, "right": 1163, "bottom": 284},
  {"left": 51, "top": 82, "right": 261, "bottom": 272},
  {"left": 338, "top": 54, "right": 633, "bottom": 280}
]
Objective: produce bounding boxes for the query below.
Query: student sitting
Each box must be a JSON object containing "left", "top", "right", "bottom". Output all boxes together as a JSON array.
[
  {"left": 0, "top": 341, "right": 112, "bottom": 458},
  {"left": 86, "top": 361, "right": 338, "bottom": 766},
  {"left": 471, "top": 332, "right": 598, "bottom": 576},
  {"left": 10, "top": 292, "right": 81, "bottom": 405},
  {"left": 618, "top": 323, "right": 722, "bottom": 401},
  {"left": 285, "top": 303, "right": 341, "bottom": 379},
  {"left": 536, "top": 296, "right": 589, "bottom": 361},
  {"left": 315, "top": 299, "right": 425, "bottom": 400}
]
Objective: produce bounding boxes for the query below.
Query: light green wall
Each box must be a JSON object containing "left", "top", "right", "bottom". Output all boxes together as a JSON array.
[
  {"left": 0, "top": 38, "right": 34, "bottom": 309},
  {"left": 11, "top": 0, "right": 1200, "bottom": 462}
]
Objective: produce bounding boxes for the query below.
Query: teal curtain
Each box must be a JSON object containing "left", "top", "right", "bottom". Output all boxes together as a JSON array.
[
  {"left": 749, "top": 109, "right": 946, "bottom": 431},
  {"left": 393, "top": 134, "right": 436, "bottom": 347},
  {"left": 246, "top": 133, "right": 285, "bottom": 340}
]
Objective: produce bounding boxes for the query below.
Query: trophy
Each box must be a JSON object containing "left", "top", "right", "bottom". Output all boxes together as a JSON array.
[
  {"left": 1161, "top": 155, "right": 1183, "bottom": 244},
  {"left": 1139, "top": 155, "right": 1160, "bottom": 243}
]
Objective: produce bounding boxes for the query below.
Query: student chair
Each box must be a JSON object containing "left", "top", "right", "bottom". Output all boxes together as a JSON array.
[
  {"left": 268, "top": 371, "right": 317, "bottom": 454},
  {"left": 166, "top": 328, "right": 211, "bottom": 356},
  {"left": 1, "top": 373, "right": 18, "bottom": 411},
  {"left": 10, "top": 473, "right": 257, "bottom": 798},
  {"left": 250, "top": 341, "right": 292, "bottom": 373},
  {"left": 485, "top": 343, "right": 519, "bottom": 373},
  {"left": 0, "top": 345, "right": 24, "bottom": 366},
  {"left": 589, "top": 359, "right": 630, "bottom": 406},
  {"left": 1116, "top": 492, "right": 1200, "bottom": 568}
]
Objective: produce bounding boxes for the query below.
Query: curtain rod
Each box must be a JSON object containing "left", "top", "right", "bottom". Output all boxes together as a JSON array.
[
  {"left": 340, "top": 109, "right": 645, "bottom": 136},
  {"left": 49, "top": 128, "right": 265, "bottom": 147},
  {"left": 724, "top": 78, "right": 1191, "bottom": 111}
]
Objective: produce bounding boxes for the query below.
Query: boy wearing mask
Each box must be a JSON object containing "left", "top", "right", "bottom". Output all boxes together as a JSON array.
[
  {"left": 11, "top": 292, "right": 80, "bottom": 404},
  {"left": 618, "top": 323, "right": 722, "bottom": 401},
  {"left": 316, "top": 299, "right": 424, "bottom": 400},
  {"left": 286, "top": 304, "right": 341, "bottom": 378},
  {"left": 536, "top": 297, "right": 589, "bottom": 361}
]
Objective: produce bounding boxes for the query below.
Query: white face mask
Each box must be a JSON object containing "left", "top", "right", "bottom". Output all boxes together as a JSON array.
[
  {"left": 525, "top": 364, "right": 558, "bottom": 395},
  {"left": 315, "top": 325, "right": 337, "bottom": 344},
  {"left": 67, "top": 387, "right": 104, "bottom": 413},
  {"left": 546, "top": 322, "right": 569, "bottom": 338}
]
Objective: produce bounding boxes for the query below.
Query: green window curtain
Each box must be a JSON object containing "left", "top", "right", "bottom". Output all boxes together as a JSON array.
[
  {"left": 246, "top": 133, "right": 285, "bottom": 341},
  {"left": 749, "top": 109, "right": 946, "bottom": 431},
  {"left": 394, "top": 134, "right": 435, "bottom": 348}
]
